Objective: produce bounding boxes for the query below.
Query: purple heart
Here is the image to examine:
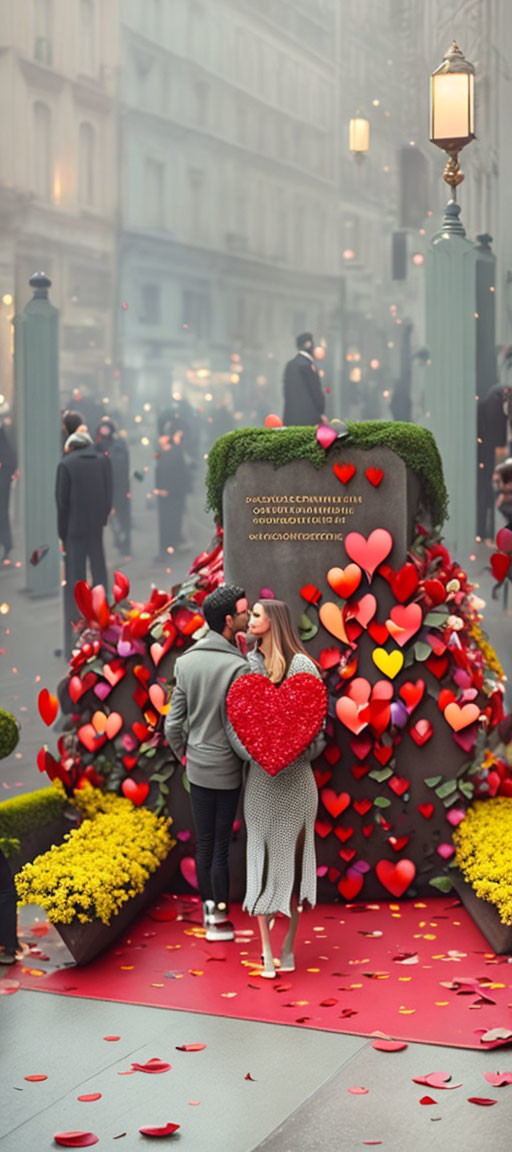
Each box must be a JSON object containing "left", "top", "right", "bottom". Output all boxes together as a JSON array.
[
  {"left": 93, "top": 681, "right": 112, "bottom": 700},
  {"left": 352, "top": 860, "right": 371, "bottom": 875},
  {"left": 177, "top": 829, "right": 191, "bottom": 842},
  {"left": 453, "top": 668, "right": 472, "bottom": 689},
  {"left": 118, "top": 639, "right": 135, "bottom": 658},
  {"left": 316, "top": 425, "right": 338, "bottom": 450},
  {"left": 452, "top": 723, "right": 477, "bottom": 753},
  {"left": 390, "top": 700, "right": 409, "bottom": 728}
]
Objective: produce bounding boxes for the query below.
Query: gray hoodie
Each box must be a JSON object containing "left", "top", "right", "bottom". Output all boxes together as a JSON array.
[{"left": 164, "top": 630, "right": 248, "bottom": 789}]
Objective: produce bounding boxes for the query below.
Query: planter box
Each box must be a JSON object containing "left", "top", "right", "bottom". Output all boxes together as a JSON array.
[
  {"left": 9, "top": 814, "right": 75, "bottom": 875},
  {"left": 452, "top": 872, "right": 512, "bottom": 955},
  {"left": 54, "top": 850, "right": 179, "bottom": 965}
]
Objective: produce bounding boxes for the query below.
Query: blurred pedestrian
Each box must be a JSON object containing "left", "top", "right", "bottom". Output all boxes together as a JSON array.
[
  {"left": 0, "top": 848, "right": 18, "bottom": 964},
  {"left": 56, "top": 428, "right": 112, "bottom": 655},
  {"left": 154, "top": 419, "right": 189, "bottom": 560},
  {"left": 477, "top": 384, "right": 508, "bottom": 541},
  {"left": 95, "top": 416, "right": 131, "bottom": 557},
  {"left": 61, "top": 408, "right": 85, "bottom": 451},
  {"left": 283, "top": 333, "right": 326, "bottom": 426},
  {"left": 0, "top": 406, "right": 17, "bottom": 562}
]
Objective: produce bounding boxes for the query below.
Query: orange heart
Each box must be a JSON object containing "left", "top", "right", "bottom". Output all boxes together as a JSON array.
[
  {"left": 78, "top": 723, "right": 106, "bottom": 753},
  {"left": 148, "top": 683, "right": 169, "bottom": 715},
  {"left": 105, "top": 712, "right": 123, "bottom": 740},
  {"left": 319, "top": 602, "right": 350, "bottom": 646},
  {"left": 92, "top": 711, "right": 107, "bottom": 734},
  {"left": 443, "top": 702, "right": 480, "bottom": 731},
  {"left": 327, "top": 564, "right": 362, "bottom": 600},
  {"left": 37, "top": 689, "right": 59, "bottom": 727}
]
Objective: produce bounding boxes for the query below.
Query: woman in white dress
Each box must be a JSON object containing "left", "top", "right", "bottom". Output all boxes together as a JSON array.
[{"left": 228, "top": 599, "right": 325, "bottom": 979}]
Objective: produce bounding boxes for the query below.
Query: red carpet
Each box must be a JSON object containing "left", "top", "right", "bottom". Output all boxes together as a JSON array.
[{"left": 14, "top": 897, "right": 512, "bottom": 1049}]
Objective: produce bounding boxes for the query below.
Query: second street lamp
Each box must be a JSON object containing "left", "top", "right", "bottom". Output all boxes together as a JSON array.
[{"left": 430, "top": 41, "right": 475, "bottom": 196}]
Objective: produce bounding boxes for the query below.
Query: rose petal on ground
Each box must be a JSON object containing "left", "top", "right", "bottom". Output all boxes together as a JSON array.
[
  {"left": 138, "top": 1123, "right": 180, "bottom": 1136},
  {"left": 245, "top": 1073, "right": 256, "bottom": 1081},
  {"left": 53, "top": 1133, "right": 99, "bottom": 1147},
  {"left": 103, "top": 1035, "right": 121, "bottom": 1041},
  {"left": 24, "top": 1074, "right": 48, "bottom": 1082},
  {"left": 131, "top": 1058, "right": 171, "bottom": 1073},
  {"left": 371, "top": 1039, "right": 408, "bottom": 1051},
  {"left": 419, "top": 1096, "right": 437, "bottom": 1105},
  {"left": 467, "top": 1097, "right": 497, "bottom": 1106},
  {"left": 175, "top": 1044, "right": 206, "bottom": 1052},
  {"left": 348, "top": 1086, "right": 369, "bottom": 1094},
  {"left": 77, "top": 1094, "right": 102, "bottom": 1102},
  {"left": 484, "top": 1071, "right": 512, "bottom": 1086}
]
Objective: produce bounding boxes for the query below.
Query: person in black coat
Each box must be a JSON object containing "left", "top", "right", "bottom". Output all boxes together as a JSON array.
[
  {"left": 56, "top": 429, "right": 112, "bottom": 655},
  {"left": 154, "top": 419, "right": 189, "bottom": 560},
  {"left": 282, "top": 332, "right": 325, "bottom": 426},
  {"left": 95, "top": 417, "right": 131, "bottom": 557}
]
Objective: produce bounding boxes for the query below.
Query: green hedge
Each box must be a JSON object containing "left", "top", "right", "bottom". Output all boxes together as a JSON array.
[
  {"left": 205, "top": 422, "right": 448, "bottom": 527},
  {"left": 0, "top": 787, "right": 67, "bottom": 854}
]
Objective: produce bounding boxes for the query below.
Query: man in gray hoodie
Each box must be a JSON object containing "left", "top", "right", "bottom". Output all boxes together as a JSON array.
[{"left": 165, "top": 585, "right": 249, "bottom": 941}]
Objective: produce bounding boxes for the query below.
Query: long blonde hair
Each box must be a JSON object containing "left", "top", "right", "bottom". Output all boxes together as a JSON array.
[{"left": 257, "top": 599, "right": 318, "bottom": 684}]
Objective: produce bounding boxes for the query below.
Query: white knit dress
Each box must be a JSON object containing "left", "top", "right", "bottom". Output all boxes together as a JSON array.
[{"left": 230, "top": 650, "right": 320, "bottom": 918}]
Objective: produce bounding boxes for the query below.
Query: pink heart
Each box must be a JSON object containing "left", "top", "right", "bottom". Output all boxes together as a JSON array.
[
  {"left": 93, "top": 682, "right": 112, "bottom": 701},
  {"left": 350, "top": 594, "right": 377, "bottom": 629},
  {"left": 346, "top": 677, "right": 371, "bottom": 706},
  {"left": 386, "top": 603, "right": 423, "bottom": 648},
  {"left": 437, "top": 843, "right": 456, "bottom": 860},
  {"left": 446, "top": 808, "right": 466, "bottom": 827},
  {"left": 496, "top": 527, "right": 512, "bottom": 554},
  {"left": 179, "top": 856, "right": 198, "bottom": 889},
  {"left": 122, "top": 732, "right": 137, "bottom": 752},
  {"left": 150, "top": 643, "right": 165, "bottom": 667},
  {"left": 336, "top": 696, "right": 370, "bottom": 734},
  {"left": 148, "top": 683, "right": 167, "bottom": 713},
  {"left": 344, "top": 529, "right": 393, "bottom": 582},
  {"left": 316, "top": 425, "right": 338, "bottom": 449}
]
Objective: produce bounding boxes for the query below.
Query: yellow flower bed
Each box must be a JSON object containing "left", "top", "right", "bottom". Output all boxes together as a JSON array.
[
  {"left": 15, "top": 784, "right": 174, "bottom": 926},
  {"left": 453, "top": 798, "right": 512, "bottom": 925}
]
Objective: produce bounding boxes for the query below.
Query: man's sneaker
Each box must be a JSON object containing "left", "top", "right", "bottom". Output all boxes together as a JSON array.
[
  {"left": 203, "top": 900, "right": 234, "bottom": 941},
  {"left": 0, "top": 950, "right": 16, "bottom": 965}
]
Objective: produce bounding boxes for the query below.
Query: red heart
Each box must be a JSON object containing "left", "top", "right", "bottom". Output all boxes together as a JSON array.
[
  {"left": 74, "top": 580, "right": 94, "bottom": 620},
  {"left": 122, "top": 755, "right": 138, "bottom": 771},
  {"left": 388, "top": 835, "right": 410, "bottom": 851},
  {"left": 321, "top": 788, "right": 351, "bottom": 818},
  {"left": 437, "top": 688, "right": 456, "bottom": 712},
  {"left": 344, "top": 529, "right": 393, "bottom": 581},
  {"left": 349, "top": 734, "right": 373, "bottom": 761},
  {"left": 496, "top": 527, "right": 512, "bottom": 554},
  {"left": 425, "top": 654, "right": 449, "bottom": 679},
  {"left": 368, "top": 621, "right": 389, "bottom": 645},
  {"left": 365, "top": 467, "right": 384, "bottom": 487},
  {"left": 315, "top": 819, "right": 333, "bottom": 839},
  {"left": 410, "top": 718, "right": 433, "bottom": 746},
  {"left": 423, "top": 579, "right": 446, "bottom": 605},
  {"left": 391, "top": 563, "right": 419, "bottom": 603},
  {"left": 334, "top": 826, "right": 354, "bottom": 843},
  {"left": 327, "top": 565, "right": 362, "bottom": 599},
  {"left": 376, "top": 858, "right": 416, "bottom": 897},
  {"left": 333, "top": 462, "right": 356, "bottom": 485},
  {"left": 314, "top": 767, "right": 333, "bottom": 789},
  {"left": 373, "top": 742, "right": 393, "bottom": 765},
  {"left": 103, "top": 662, "right": 126, "bottom": 688},
  {"left": 324, "top": 744, "right": 341, "bottom": 766},
  {"left": 338, "top": 872, "right": 364, "bottom": 900},
  {"left": 78, "top": 724, "right": 106, "bottom": 753},
  {"left": 399, "top": 680, "right": 425, "bottom": 711},
  {"left": 328, "top": 866, "right": 340, "bottom": 883},
  {"left": 122, "top": 778, "right": 150, "bottom": 806},
  {"left": 133, "top": 664, "right": 151, "bottom": 686},
  {"left": 388, "top": 775, "right": 410, "bottom": 797},
  {"left": 132, "top": 721, "right": 151, "bottom": 742},
  {"left": 387, "top": 603, "right": 423, "bottom": 648},
  {"left": 362, "top": 823, "right": 374, "bottom": 838},
  {"left": 490, "top": 552, "right": 511, "bottom": 582},
  {"left": 418, "top": 803, "right": 434, "bottom": 819},
  {"left": 368, "top": 700, "right": 391, "bottom": 737},
  {"left": 69, "top": 672, "right": 97, "bottom": 703},
  {"left": 300, "top": 583, "right": 322, "bottom": 605},
  {"left": 353, "top": 798, "right": 372, "bottom": 816},
  {"left": 350, "top": 762, "right": 370, "bottom": 780},
  {"left": 428, "top": 632, "right": 447, "bottom": 656},
  {"left": 338, "top": 847, "right": 357, "bottom": 862},
  {"left": 227, "top": 673, "right": 327, "bottom": 776},
  {"left": 319, "top": 647, "right": 342, "bottom": 671},
  {"left": 38, "top": 688, "right": 59, "bottom": 726},
  {"left": 336, "top": 697, "right": 370, "bottom": 734}
]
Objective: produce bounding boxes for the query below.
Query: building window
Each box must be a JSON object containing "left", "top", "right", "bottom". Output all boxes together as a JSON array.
[
  {"left": 33, "top": 101, "right": 52, "bottom": 200},
  {"left": 139, "top": 283, "right": 161, "bottom": 324},
  {"left": 145, "top": 158, "right": 165, "bottom": 229},
  {"left": 33, "top": 0, "right": 53, "bottom": 65},
  {"left": 78, "top": 122, "right": 95, "bottom": 206},
  {"left": 181, "top": 289, "right": 210, "bottom": 338},
  {"left": 188, "top": 168, "right": 204, "bottom": 241},
  {"left": 80, "top": 0, "right": 95, "bottom": 76}
]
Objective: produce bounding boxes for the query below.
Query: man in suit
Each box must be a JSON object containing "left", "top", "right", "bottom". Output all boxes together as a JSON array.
[
  {"left": 56, "top": 428, "right": 112, "bottom": 655},
  {"left": 282, "top": 332, "right": 326, "bottom": 426}
]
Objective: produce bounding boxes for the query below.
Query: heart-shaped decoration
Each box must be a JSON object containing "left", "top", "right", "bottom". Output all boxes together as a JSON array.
[
  {"left": 437, "top": 688, "right": 456, "bottom": 712},
  {"left": 443, "top": 701, "right": 480, "bottom": 731},
  {"left": 418, "top": 802, "right": 434, "bottom": 819},
  {"left": 346, "top": 677, "right": 371, "bottom": 706},
  {"left": 122, "top": 755, "right": 138, "bottom": 771},
  {"left": 386, "top": 603, "right": 423, "bottom": 648},
  {"left": 78, "top": 724, "right": 106, "bottom": 753},
  {"left": 91, "top": 584, "right": 110, "bottom": 628},
  {"left": 226, "top": 672, "right": 327, "bottom": 776},
  {"left": 423, "top": 579, "right": 446, "bottom": 605},
  {"left": 122, "top": 778, "right": 150, "bottom": 806},
  {"left": 362, "top": 823, "right": 374, "bottom": 838},
  {"left": 452, "top": 724, "right": 478, "bottom": 753},
  {"left": 410, "top": 718, "right": 433, "bottom": 746},
  {"left": 349, "top": 593, "right": 377, "bottom": 629},
  {"left": 150, "top": 642, "right": 166, "bottom": 667},
  {"left": 316, "top": 425, "right": 338, "bottom": 449},
  {"left": 319, "top": 602, "right": 350, "bottom": 645},
  {"left": 388, "top": 835, "right": 410, "bottom": 851},
  {"left": 369, "top": 699, "right": 391, "bottom": 737},
  {"left": 399, "top": 680, "right": 425, "bottom": 711},
  {"left": 314, "top": 767, "right": 332, "bottom": 789},
  {"left": 333, "top": 462, "right": 356, "bottom": 485},
  {"left": 391, "top": 563, "right": 419, "bottom": 603},
  {"left": 388, "top": 775, "right": 410, "bottom": 797},
  {"left": 103, "top": 662, "right": 126, "bottom": 688},
  {"left": 390, "top": 700, "right": 409, "bottom": 728},
  {"left": 92, "top": 710, "right": 108, "bottom": 734},
  {"left": 324, "top": 743, "right": 341, "bottom": 766},
  {"left": 315, "top": 818, "right": 333, "bottom": 839},
  {"left": 496, "top": 527, "right": 512, "bottom": 554},
  {"left": 446, "top": 808, "right": 466, "bottom": 827},
  {"left": 334, "top": 826, "right": 354, "bottom": 843},
  {"left": 351, "top": 762, "right": 370, "bottom": 780},
  {"left": 321, "top": 788, "right": 351, "bottom": 818},
  {"left": 105, "top": 712, "right": 123, "bottom": 740},
  {"left": 373, "top": 741, "right": 393, "bottom": 765},
  {"left": 376, "top": 858, "right": 416, "bottom": 897},
  {"left": 368, "top": 620, "right": 389, "bottom": 645},
  {"left": 372, "top": 648, "right": 404, "bottom": 679},
  {"left": 353, "top": 797, "right": 372, "bottom": 816},
  {"left": 148, "top": 683, "right": 169, "bottom": 715},
  {"left": 74, "top": 580, "right": 94, "bottom": 620},
  {"left": 327, "top": 564, "right": 362, "bottom": 599},
  {"left": 336, "top": 697, "right": 370, "bottom": 734},
  {"left": 339, "top": 847, "right": 357, "bottom": 863},
  {"left": 179, "top": 856, "right": 198, "bottom": 888},
  {"left": 425, "top": 653, "right": 449, "bottom": 679},
  {"left": 350, "top": 734, "right": 373, "bottom": 761},
  {"left": 491, "top": 552, "right": 511, "bottom": 583},
  {"left": 93, "top": 681, "right": 111, "bottom": 701},
  {"left": 68, "top": 672, "right": 97, "bottom": 703},
  {"left": 338, "top": 870, "right": 364, "bottom": 900},
  {"left": 345, "top": 529, "right": 393, "bottom": 581},
  {"left": 365, "top": 467, "right": 384, "bottom": 487},
  {"left": 319, "top": 647, "right": 341, "bottom": 671},
  {"left": 38, "top": 688, "right": 59, "bottom": 727}
]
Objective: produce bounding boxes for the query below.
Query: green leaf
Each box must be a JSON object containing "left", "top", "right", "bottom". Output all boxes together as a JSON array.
[
  {"left": 423, "top": 612, "right": 448, "bottom": 627},
  {"left": 373, "top": 796, "right": 391, "bottom": 808},
  {"left": 299, "top": 612, "right": 318, "bottom": 641},
  {"left": 425, "top": 775, "right": 442, "bottom": 787},
  {"left": 414, "top": 641, "right": 432, "bottom": 662},
  {"left": 369, "top": 767, "right": 393, "bottom": 783},
  {"left": 181, "top": 771, "right": 190, "bottom": 794},
  {"left": 435, "top": 779, "right": 457, "bottom": 798},
  {"left": 159, "top": 783, "right": 169, "bottom": 795},
  {"left": 429, "top": 875, "right": 454, "bottom": 893},
  {"left": 458, "top": 780, "right": 474, "bottom": 799},
  {"left": 143, "top": 748, "right": 157, "bottom": 759}
]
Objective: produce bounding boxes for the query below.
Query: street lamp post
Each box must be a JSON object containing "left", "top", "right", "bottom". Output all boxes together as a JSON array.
[
  {"left": 430, "top": 41, "right": 475, "bottom": 198},
  {"left": 349, "top": 113, "right": 370, "bottom": 162}
]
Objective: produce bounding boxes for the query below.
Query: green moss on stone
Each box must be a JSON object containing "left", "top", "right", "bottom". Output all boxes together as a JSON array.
[
  {"left": 0, "top": 786, "right": 67, "bottom": 845},
  {"left": 0, "top": 708, "right": 19, "bottom": 760},
  {"left": 206, "top": 422, "right": 448, "bottom": 526}
]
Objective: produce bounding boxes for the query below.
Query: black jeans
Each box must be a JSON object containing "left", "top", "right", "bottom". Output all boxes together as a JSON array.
[
  {"left": 189, "top": 782, "right": 241, "bottom": 908},
  {"left": 0, "top": 850, "right": 17, "bottom": 955}
]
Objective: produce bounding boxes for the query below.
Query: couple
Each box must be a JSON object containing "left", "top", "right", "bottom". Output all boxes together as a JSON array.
[{"left": 165, "top": 584, "right": 323, "bottom": 979}]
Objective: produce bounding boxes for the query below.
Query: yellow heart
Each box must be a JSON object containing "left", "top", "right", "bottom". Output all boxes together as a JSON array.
[{"left": 372, "top": 647, "right": 404, "bottom": 679}]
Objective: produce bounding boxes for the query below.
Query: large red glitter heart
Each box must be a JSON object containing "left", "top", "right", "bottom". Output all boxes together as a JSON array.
[{"left": 226, "top": 673, "right": 327, "bottom": 776}]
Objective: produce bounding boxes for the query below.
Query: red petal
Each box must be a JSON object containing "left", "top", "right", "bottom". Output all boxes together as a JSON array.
[
  {"left": 77, "top": 1094, "right": 102, "bottom": 1103},
  {"left": 348, "top": 1086, "right": 369, "bottom": 1094},
  {"left": 419, "top": 1096, "right": 437, "bottom": 1105},
  {"left": 371, "top": 1039, "right": 408, "bottom": 1051},
  {"left": 484, "top": 1071, "right": 512, "bottom": 1086},
  {"left": 138, "top": 1124, "right": 180, "bottom": 1137},
  {"left": 103, "top": 1035, "right": 121, "bottom": 1041},
  {"left": 24, "top": 1074, "right": 48, "bottom": 1082},
  {"left": 53, "top": 1134, "right": 99, "bottom": 1148},
  {"left": 175, "top": 1044, "right": 206, "bottom": 1052},
  {"left": 37, "top": 688, "right": 59, "bottom": 726},
  {"left": 467, "top": 1097, "right": 498, "bottom": 1106},
  {"left": 131, "top": 1058, "right": 171, "bottom": 1073}
]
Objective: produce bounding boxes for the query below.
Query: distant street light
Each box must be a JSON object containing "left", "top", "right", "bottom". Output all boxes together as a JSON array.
[
  {"left": 430, "top": 41, "right": 475, "bottom": 196},
  {"left": 349, "top": 113, "right": 370, "bottom": 160}
]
